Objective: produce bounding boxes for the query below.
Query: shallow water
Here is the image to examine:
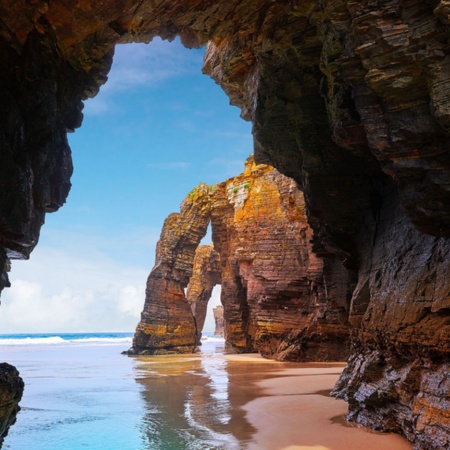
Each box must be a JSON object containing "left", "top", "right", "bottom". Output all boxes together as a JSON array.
[
  {"left": 1, "top": 335, "right": 288, "bottom": 450},
  {"left": 1, "top": 335, "right": 412, "bottom": 450}
]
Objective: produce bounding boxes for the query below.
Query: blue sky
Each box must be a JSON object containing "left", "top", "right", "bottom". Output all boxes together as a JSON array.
[{"left": 0, "top": 38, "right": 252, "bottom": 333}]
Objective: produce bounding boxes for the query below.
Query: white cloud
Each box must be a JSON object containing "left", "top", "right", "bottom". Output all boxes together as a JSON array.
[
  {"left": 0, "top": 220, "right": 225, "bottom": 334},
  {"left": 82, "top": 38, "right": 204, "bottom": 117},
  {"left": 0, "top": 224, "right": 224, "bottom": 334},
  {"left": 0, "top": 228, "right": 153, "bottom": 333}
]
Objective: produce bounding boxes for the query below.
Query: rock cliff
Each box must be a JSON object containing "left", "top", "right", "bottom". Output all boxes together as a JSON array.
[
  {"left": 210, "top": 157, "right": 350, "bottom": 360},
  {"left": 131, "top": 157, "right": 350, "bottom": 360},
  {"left": 0, "top": 1, "right": 449, "bottom": 448}
]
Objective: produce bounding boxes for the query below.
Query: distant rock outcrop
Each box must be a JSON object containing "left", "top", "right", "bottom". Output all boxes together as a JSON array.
[
  {"left": 130, "top": 157, "right": 350, "bottom": 360},
  {"left": 213, "top": 305, "right": 225, "bottom": 338}
]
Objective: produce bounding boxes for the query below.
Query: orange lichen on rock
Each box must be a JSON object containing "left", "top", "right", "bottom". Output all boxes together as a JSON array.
[
  {"left": 210, "top": 157, "right": 349, "bottom": 360},
  {"left": 131, "top": 156, "right": 350, "bottom": 360}
]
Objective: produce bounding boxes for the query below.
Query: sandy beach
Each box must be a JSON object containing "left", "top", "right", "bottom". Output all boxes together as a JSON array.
[
  {"left": 1, "top": 338, "right": 414, "bottom": 449},
  {"left": 224, "top": 354, "right": 413, "bottom": 450}
]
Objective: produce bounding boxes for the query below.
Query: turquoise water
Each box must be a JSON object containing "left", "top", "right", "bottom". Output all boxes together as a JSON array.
[{"left": 0, "top": 333, "right": 257, "bottom": 450}]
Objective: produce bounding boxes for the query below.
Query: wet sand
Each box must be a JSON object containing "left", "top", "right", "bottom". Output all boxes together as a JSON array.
[{"left": 224, "top": 354, "right": 413, "bottom": 450}]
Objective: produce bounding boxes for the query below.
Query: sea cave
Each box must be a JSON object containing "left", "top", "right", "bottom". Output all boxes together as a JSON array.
[{"left": 0, "top": 1, "right": 449, "bottom": 449}]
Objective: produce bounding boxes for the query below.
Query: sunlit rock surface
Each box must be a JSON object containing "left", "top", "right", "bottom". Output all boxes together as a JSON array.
[
  {"left": 0, "top": 1, "right": 449, "bottom": 447},
  {"left": 129, "top": 184, "right": 211, "bottom": 355},
  {"left": 210, "top": 157, "right": 350, "bottom": 360},
  {"left": 131, "top": 157, "right": 350, "bottom": 360}
]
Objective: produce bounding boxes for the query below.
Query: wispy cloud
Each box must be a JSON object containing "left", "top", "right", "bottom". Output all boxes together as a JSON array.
[
  {"left": 106, "top": 38, "right": 203, "bottom": 92},
  {"left": 206, "top": 157, "right": 249, "bottom": 179},
  {"left": 82, "top": 38, "right": 204, "bottom": 117},
  {"left": 147, "top": 161, "right": 191, "bottom": 170},
  {"left": 0, "top": 248, "right": 149, "bottom": 333}
]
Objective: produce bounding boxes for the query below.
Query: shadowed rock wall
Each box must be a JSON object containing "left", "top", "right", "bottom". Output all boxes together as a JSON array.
[
  {"left": 0, "top": 1, "right": 449, "bottom": 447},
  {"left": 186, "top": 244, "right": 221, "bottom": 344}
]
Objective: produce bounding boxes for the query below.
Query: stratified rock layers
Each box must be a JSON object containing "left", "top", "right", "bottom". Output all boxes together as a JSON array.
[
  {"left": 332, "top": 184, "right": 450, "bottom": 450},
  {"left": 210, "top": 158, "right": 349, "bottom": 360},
  {"left": 0, "top": 1, "right": 449, "bottom": 448},
  {"left": 130, "top": 185, "right": 211, "bottom": 354},
  {"left": 132, "top": 157, "right": 350, "bottom": 359}
]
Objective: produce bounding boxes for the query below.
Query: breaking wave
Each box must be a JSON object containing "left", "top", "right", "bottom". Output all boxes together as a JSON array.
[{"left": 0, "top": 333, "right": 133, "bottom": 346}]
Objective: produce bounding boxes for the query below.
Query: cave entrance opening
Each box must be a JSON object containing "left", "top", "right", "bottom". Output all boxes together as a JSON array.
[{"left": 0, "top": 37, "right": 252, "bottom": 335}]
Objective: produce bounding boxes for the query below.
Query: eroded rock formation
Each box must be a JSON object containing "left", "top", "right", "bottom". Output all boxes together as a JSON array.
[
  {"left": 186, "top": 244, "right": 221, "bottom": 344},
  {"left": 132, "top": 157, "right": 350, "bottom": 360},
  {"left": 0, "top": 1, "right": 449, "bottom": 448},
  {"left": 213, "top": 305, "right": 225, "bottom": 338},
  {"left": 210, "top": 157, "right": 350, "bottom": 360},
  {"left": 129, "top": 184, "right": 211, "bottom": 354},
  {"left": 0, "top": 364, "right": 24, "bottom": 447}
]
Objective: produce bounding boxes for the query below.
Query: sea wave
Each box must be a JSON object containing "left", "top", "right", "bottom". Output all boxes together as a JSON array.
[
  {"left": 0, "top": 334, "right": 223, "bottom": 346},
  {"left": 0, "top": 335, "right": 133, "bottom": 346},
  {"left": 0, "top": 336, "right": 67, "bottom": 346}
]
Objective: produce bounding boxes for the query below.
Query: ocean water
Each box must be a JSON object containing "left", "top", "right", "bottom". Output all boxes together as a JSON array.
[{"left": 0, "top": 332, "right": 262, "bottom": 450}]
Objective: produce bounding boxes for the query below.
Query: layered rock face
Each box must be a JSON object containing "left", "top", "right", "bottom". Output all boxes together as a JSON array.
[
  {"left": 132, "top": 157, "right": 350, "bottom": 359},
  {"left": 129, "top": 185, "right": 211, "bottom": 354},
  {"left": 0, "top": 1, "right": 449, "bottom": 448},
  {"left": 186, "top": 244, "right": 221, "bottom": 344},
  {"left": 210, "top": 157, "right": 350, "bottom": 360},
  {"left": 213, "top": 305, "right": 225, "bottom": 338}
]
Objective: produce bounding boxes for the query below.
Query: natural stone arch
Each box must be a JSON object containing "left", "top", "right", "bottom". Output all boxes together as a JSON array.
[
  {"left": 128, "top": 184, "right": 211, "bottom": 355},
  {"left": 129, "top": 157, "right": 351, "bottom": 360}
]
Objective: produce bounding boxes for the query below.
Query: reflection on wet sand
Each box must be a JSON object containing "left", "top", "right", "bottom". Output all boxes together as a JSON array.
[
  {"left": 133, "top": 341, "right": 298, "bottom": 449},
  {"left": 132, "top": 342, "right": 412, "bottom": 450}
]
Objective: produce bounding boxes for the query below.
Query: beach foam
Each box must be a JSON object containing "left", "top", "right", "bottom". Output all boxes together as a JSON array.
[{"left": 0, "top": 333, "right": 133, "bottom": 346}]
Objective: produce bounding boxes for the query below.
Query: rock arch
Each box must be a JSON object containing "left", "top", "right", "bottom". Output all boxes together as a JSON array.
[{"left": 129, "top": 157, "right": 350, "bottom": 360}]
